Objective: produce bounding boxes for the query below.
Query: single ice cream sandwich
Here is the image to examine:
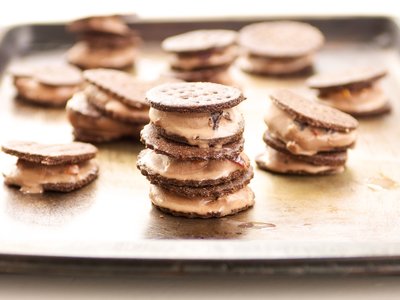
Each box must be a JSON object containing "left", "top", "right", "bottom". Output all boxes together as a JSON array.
[
  {"left": 67, "top": 15, "right": 140, "bottom": 70},
  {"left": 256, "top": 89, "right": 358, "bottom": 175},
  {"left": 161, "top": 29, "right": 238, "bottom": 85},
  {"left": 238, "top": 21, "right": 324, "bottom": 76},
  {"left": 138, "top": 81, "right": 254, "bottom": 218},
  {"left": 9, "top": 63, "right": 83, "bottom": 107},
  {"left": 307, "top": 66, "right": 391, "bottom": 117},
  {"left": 2, "top": 141, "right": 99, "bottom": 193},
  {"left": 66, "top": 92, "right": 142, "bottom": 142}
]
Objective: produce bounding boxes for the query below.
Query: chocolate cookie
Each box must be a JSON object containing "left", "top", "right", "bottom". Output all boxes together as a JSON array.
[
  {"left": 150, "top": 185, "right": 255, "bottom": 218},
  {"left": 140, "top": 124, "right": 244, "bottom": 161},
  {"left": 146, "top": 82, "right": 244, "bottom": 113},
  {"left": 239, "top": 21, "right": 324, "bottom": 58},
  {"left": 83, "top": 69, "right": 180, "bottom": 109},
  {"left": 270, "top": 89, "right": 358, "bottom": 131},
  {"left": 166, "top": 65, "right": 233, "bottom": 84},
  {"left": 162, "top": 29, "right": 237, "bottom": 53},
  {"left": 2, "top": 141, "right": 97, "bottom": 165},
  {"left": 137, "top": 149, "right": 250, "bottom": 187},
  {"left": 307, "top": 66, "right": 387, "bottom": 91},
  {"left": 67, "top": 14, "right": 134, "bottom": 36}
]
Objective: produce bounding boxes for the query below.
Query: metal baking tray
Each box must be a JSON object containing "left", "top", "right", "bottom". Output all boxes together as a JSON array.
[{"left": 1, "top": 16, "right": 400, "bottom": 276}]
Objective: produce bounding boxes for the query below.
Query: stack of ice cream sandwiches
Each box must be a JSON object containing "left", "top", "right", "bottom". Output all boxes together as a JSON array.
[
  {"left": 67, "top": 69, "right": 176, "bottom": 142},
  {"left": 256, "top": 90, "right": 359, "bottom": 175},
  {"left": 162, "top": 30, "right": 238, "bottom": 85},
  {"left": 67, "top": 15, "right": 140, "bottom": 70},
  {"left": 137, "top": 82, "right": 255, "bottom": 218}
]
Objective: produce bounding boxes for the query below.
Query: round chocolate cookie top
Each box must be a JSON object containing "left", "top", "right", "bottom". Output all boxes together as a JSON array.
[
  {"left": 10, "top": 64, "right": 83, "bottom": 86},
  {"left": 83, "top": 69, "right": 154, "bottom": 108},
  {"left": 307, "top": 66, "right": 387, "bottom": 89},
  {"left": 2, "top": 141, "right": 97, "bottom": 165},
  {"left": 239, "top": 21, "right": 324, "bottom": 57},
  {"left": 146, "top": 82, "right": 244, "bottom": 113},
  {"left": 162, "top": 29, "right": 237, "bottom": 53},
  {"left": 270, "top": 89, "right": 358, "bottom": 131}
]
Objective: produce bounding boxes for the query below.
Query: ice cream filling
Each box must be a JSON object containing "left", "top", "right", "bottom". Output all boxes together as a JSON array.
[
  {"left": 264, "top": 101, "right": 356, "bottom": 156},
  {"left": 257, "top": 147, "right": 344, "bottom": 174},
  {"left": 3, "top": 159, "right": 98, "bottom": 194},
  {"left": 149, "top": 107, "right": 243, "bottom": 148},
  {"left": 139, "top": 149, "right": 248, "bottom": 181},
  {"left": 150, "top": 184, "right": 255, "bottom": 216}
]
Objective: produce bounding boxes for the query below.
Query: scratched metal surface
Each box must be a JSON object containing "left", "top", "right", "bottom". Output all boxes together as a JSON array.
[{"left": 0, "top": 17, "right": 400, "bottom": 275}]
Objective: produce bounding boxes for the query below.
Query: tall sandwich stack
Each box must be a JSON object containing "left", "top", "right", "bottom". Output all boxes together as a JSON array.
[{"left": 137, "top": 82, "right": 255, "bottom": 218}]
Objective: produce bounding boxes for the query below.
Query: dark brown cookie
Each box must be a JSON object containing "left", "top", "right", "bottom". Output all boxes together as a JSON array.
[
  {"left": 84, "top": 84, "right": 149, "bottom": 125},
  {"left": 263, "top": 131, "right": 348, "bottom": 166},
  {"left": 2, "top": 141, "right": 97, "bottom": 165},
  {"left": 137, "top": 149, "right": 250, "bottom": 187},
  {"left": 10, "top": 64, "right": 83, "bottom": 86},
  {"left": 140, "top": 124, "right": 244, "bottom": 161},
  {"left": 239, "top": 21, "right": 324, "bottom": 57},
  {"left": 84, "top": 69, "right": 182, "bottom": 109},
  {"left": 153, "top": 122, "right": 244, "bottom": 147},
  {"left": 146, "top": 82, "right": 244, "bottom": 113},
  {"left": 162, "top": 29, "right": 237, "bottom": 53},
  {"left": 270, "top": 89, "right": 358, "bottom": 131},
  {"left": 307, "top": 66, "right": 387, "bottom": 90}
]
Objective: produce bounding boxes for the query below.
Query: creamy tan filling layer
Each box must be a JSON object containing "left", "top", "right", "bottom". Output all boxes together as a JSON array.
[
  {"left": 319, "top": 84, "right": 388, "bottom": 113},
  {"left": 4, "top": 159, "right": 98, "bottom": 194},
  {"left": 149, "top": 107, "right": 243, "bottom": 148},
  {"left": 258, "top": 147, "right": 343, "bottom": 174},
  {"left": 169, "top": 46, "right": 238, "bottom": 70},
  {"left": 14, "top": 77, "right": 79, "bottom": 104},
  {"left": 150, "top": 185, "right": 255, "bottom": 216},
  {"left": 242, "top": 54, "right": 313, "bottom": 74},
  {"left": 264, "top": 101, "right": 356, "bottom": 156},
  {"left": 139, "top": 149, "right": 247, "bottom": 181}
]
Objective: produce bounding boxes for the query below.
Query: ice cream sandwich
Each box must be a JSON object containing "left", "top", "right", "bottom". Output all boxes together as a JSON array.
[
  {"left": 67, "top": 15, "right": 140, "bottom": 70},
  {"left": 2, "top": 141, "right": 99, "bottom": 193},
  {"left": 162, "top": 30, "right": 238, "bottom": 85},
  {"left": 238, "top": 21, "right": 324, "bottom": 76},
  {"left": 10, "top": 64, "right": 83, "bottom": 107},
  {"left": 256, "top": 89, "right": 358, "bottom": 175},
  {"left": 138, "top": 82, "right": 254, "bottom": 218},
  {"left": 67, "top": 69, "right": 178, "bottom": 142},
  {"left": 307, "top": 66, "right": 391, "bottom": 117}
]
